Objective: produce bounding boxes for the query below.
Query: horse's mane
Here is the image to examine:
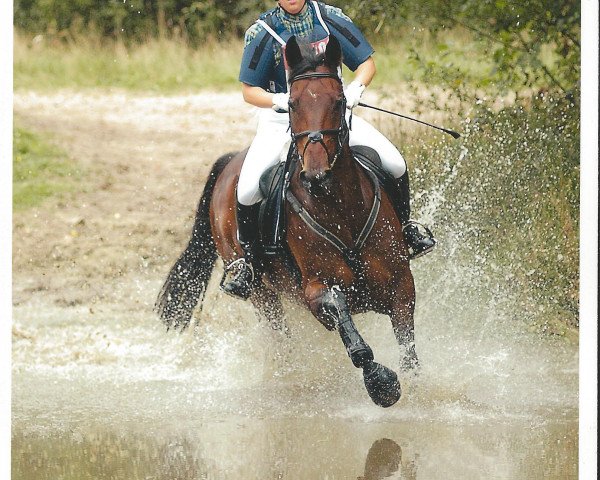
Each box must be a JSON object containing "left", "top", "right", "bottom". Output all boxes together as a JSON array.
[{"left": 288, "top": 45, "right": 338, "bottom": 79}]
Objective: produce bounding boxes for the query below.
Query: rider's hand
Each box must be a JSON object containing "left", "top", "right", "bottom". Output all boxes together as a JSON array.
[
  {"left": 344, "top": 80, "right": 365, "bottom": 109},
  {"left": 272, "top": 92, "right": 290, "bottom": 112}
]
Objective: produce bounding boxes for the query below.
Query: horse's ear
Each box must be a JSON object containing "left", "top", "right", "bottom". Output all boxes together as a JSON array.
[
  {"left": 285, "top": 36, "right": 303, "bottom": 70},
  {"left": 324, "top": 35, "right": 342, "bottom": 67}
]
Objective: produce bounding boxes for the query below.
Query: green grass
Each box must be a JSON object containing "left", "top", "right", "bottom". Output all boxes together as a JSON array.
[
  {"left": 13, "top": 127, "right": 83, "bottom": 210},
  {"left": 14, "top": 33, "right": 244, "bottom": 92},
  {"left": 14, "top": 28, "right": 499, "bottom": 92}
]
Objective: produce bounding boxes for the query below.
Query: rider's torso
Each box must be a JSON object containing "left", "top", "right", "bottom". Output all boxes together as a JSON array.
[{"left": 239, "top": 2, "right": 374, "bottom": 93}]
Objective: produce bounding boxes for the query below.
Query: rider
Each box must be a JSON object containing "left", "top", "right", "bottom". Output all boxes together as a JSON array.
[{"left": 222, "top": 0, "right": 435, "bottom": 299}]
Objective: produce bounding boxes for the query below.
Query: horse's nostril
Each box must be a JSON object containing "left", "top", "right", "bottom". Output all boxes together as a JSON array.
[{"left": 314, "top": 170, "right": 332, "bottom": 184}]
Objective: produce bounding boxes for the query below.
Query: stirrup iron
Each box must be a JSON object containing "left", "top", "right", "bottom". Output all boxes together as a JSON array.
[
  {"left": 402, "top": 220, "right": 436, "bottom": 259},
  {"left": 224, "top": 257, "right": 255, "bottom": 283}
]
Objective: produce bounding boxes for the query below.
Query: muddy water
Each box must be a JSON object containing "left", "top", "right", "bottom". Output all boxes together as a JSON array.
[{"left": 12, "top": 261, "right": 578, "bottom": 479}]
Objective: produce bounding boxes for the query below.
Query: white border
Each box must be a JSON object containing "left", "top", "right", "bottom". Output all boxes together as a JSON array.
[
  {"left": 0, "top": 0, "right": 13, "bottom": 478},
  {"left": 579, "top": 1, "right": 598, "bottom": 478},
  {"left": 3, "top": 3, "right": 596, "bottom": 479}
]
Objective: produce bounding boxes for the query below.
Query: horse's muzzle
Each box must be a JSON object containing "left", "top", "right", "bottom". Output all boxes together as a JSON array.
[{"left": 300, "top": 169, "right": 332, "bottom": 194}]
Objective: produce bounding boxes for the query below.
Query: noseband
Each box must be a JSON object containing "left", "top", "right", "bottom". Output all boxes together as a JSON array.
[{"left": 288, "top": 72, "right": 349, "bottom": 169}]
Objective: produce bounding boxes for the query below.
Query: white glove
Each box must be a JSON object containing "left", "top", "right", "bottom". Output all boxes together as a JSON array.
[
  {"left": 272, "top": 92, "right": 290, "bottom": 112},
  {"left": 344, "top": 80, "right": 365, "bottom": 109}
]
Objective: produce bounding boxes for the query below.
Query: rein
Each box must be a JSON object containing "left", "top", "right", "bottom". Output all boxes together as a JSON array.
[
  {"left": 286, "top": 167, "right": 381, "bottom": 269},
  {"left": 288, "top": 72, "right": 349, "bottom": 170}
]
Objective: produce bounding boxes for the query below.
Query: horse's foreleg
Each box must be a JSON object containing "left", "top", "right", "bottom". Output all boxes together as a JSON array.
[
  {"left": 305, "top": 281, "right": 401, "bottom": 407},
  {"left": 389, "top": 273, "right": 419, "bottom": 371},
  {"left": 305, "top": 282, "right": 373, "bottom": 367},
  {"left": 250, "top": 285, "right": 289, "bottom": 335}
]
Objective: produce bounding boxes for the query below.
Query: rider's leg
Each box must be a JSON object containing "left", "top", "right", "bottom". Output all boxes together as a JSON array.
[
  {"left": 221, "top": 110, "right": 290, "bottom": 299},
  {"left": 348, "top": 115, "right": 435, "bottom": 259}
]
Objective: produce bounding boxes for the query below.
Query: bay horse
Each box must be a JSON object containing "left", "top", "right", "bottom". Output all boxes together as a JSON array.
[{"left": 156, "top": 36, "right": 418, "bottom": 407}]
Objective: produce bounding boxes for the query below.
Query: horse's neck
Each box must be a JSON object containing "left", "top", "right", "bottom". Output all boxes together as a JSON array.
[{"left": 334, "top": 146, "right": 369, "bottom": 207}]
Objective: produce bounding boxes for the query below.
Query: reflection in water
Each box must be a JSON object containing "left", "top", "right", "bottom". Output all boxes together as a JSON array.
[
  {"left": 12, "top": 413, "right": 578, "bottom": 480},
  {"left": 359, "top": 438, "right": 412, "bottom": 480},
  {"left": 12, "top": 256, "right": 578, "bottom": 479},
  {"left": 13, "top": 432, "right": 410, "bottom": 480}
]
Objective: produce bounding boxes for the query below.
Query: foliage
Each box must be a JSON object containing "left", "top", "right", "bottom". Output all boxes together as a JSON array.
[
  {"left": 404, "top": 0, "right": 579, "bottom": 97},
  {"left": 14, "top": 1, "right": 580, "bottom": 96},
  {"left": 397, "top": 94, "right": 579, "bottom": 332},
  {"left": 13, "top": 127, "right": 83, "bottom": 210},
  {"left": 14, "top": 0, "right": 272, "bottom": 42}
]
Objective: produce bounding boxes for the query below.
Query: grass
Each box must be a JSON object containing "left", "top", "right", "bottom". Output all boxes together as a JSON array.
[
  {"left": 13, "top": 126, "right": 83, "bottom": 210},
  {"left": 14, "top": 28, "right": 499, "bottom": 93},
  {"left": 14, "top": 33, "right": 244, "bottom": 92}
]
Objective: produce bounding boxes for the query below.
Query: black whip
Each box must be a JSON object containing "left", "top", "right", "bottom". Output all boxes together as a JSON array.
[{"left": 357, "top": 102, "right": 461, "bottom": 139}]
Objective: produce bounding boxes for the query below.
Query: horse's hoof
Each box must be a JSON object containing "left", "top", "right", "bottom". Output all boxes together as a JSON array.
[
  {"left": 347, "top": 343, "right": 374, "bottom": 368},
  {"left": 363, "top": 361, "right": 401, "bottom": 407}
]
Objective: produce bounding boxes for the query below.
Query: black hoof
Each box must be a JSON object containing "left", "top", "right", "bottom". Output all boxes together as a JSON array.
[{"left": 362, "top": 361, "right": 401, "bottom": 408}]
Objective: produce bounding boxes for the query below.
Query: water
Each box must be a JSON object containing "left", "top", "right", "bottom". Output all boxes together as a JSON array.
[{"left": 12, "top": 261, "right": 578, "bottom": 479}]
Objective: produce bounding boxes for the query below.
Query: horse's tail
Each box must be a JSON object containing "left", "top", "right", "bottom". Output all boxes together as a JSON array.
[{"left": 155, "top": 153, "right": 234, "bottom": 331}]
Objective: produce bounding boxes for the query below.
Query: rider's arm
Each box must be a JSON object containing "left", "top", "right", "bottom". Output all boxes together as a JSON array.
[
  {"left": 353, "top": 56, "right": 376, "bottom": 87},
  {"left": 242, "top": 83, "right": 289, "bottom": 111},
  {"left": 241, "top": 83, "right": 276, "bottom": 108}
]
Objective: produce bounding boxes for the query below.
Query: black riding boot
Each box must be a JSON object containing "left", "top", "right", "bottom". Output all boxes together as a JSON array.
[
  {"left": 220, "top": 201, "right": 261, "bottom": 299},
  {"left": 391, "top": 172, "right": 436, "bottom": 259}
]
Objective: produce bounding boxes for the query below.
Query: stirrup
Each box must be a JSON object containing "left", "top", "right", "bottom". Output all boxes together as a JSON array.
[
  {"left": 220, "top": 257, "right": 256, "bottom": 300},
  {"left": 224, "top": 257, "right": 256, "bottom": 283},
  {"left": 402, "top": 220, "right": 436, "bottom": 259}
]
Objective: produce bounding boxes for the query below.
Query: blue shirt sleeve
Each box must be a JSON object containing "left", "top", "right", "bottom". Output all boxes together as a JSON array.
[
  {"left": 323, "top": 6, "right": 374, "bottom": 71},
  {"left": 239, "top": 23, "right": 275, "bottom": 89}
]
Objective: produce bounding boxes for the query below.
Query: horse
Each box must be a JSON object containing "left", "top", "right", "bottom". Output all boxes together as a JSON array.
[{"left": 155, "top": 36, "right": 419, "bottom": 407}]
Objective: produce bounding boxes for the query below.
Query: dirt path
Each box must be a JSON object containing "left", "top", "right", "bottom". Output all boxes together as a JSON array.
[{"left": 13, "top": 90, "right": 259, "bottom": 309}]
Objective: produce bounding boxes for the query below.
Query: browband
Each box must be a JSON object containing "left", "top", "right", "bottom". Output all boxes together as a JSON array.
[{"left": 289, "top": 72, "right": 342, "bottom": 85}]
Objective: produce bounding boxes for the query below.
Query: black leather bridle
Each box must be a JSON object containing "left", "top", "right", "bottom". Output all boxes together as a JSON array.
[{"left": 287, "top": 72, "right": 349, "bottom": 170}]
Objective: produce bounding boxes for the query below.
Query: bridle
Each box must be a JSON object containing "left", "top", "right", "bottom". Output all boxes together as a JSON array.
[{"left": 287, "top": 71, "right": 349, "bottom": 170}]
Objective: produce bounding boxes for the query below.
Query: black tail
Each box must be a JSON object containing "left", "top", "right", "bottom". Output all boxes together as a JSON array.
[{"left": 155, "top": 153, "right": 234, "bottom": 331}]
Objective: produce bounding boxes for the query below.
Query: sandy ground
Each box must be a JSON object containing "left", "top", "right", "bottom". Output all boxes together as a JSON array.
[
  {"left": 13, "top": 90, "right": 260, "bottom": 310},
  {"left": 12, "top": 88, "right": 392, "bottom": 310}
]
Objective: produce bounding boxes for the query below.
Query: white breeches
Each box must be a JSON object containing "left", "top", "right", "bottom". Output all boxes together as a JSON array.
[{"left": 237, "top": 108, "right": 407, "bottom": 205}]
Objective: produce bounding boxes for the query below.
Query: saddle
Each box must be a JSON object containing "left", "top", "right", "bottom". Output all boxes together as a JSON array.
[{"left": 257, "top": 145, "right": 394, "bottom": 257}]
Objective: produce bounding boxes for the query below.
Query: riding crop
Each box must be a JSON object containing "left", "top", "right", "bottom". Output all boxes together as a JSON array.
[{"left": 357, "top": 102, "right": 461, "bottom": 139}]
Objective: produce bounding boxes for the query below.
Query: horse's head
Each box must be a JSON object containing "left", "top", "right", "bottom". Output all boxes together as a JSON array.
[{"left": 286, "top": 36, "right": 348, "bottom": 194}]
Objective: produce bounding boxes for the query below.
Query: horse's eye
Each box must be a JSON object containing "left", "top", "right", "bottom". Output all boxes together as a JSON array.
[{"left": 289, "top": 99, "right": 299, "bottom": 111}]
